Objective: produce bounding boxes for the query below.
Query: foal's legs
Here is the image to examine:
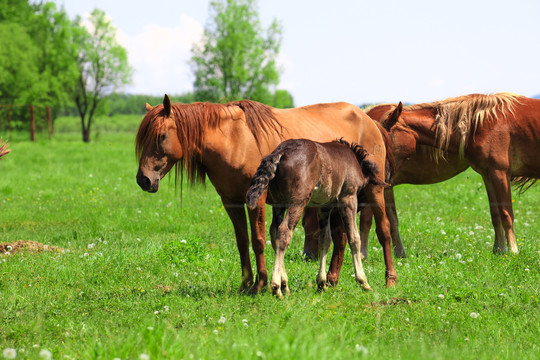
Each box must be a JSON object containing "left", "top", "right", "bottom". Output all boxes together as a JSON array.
[
  {"left": 315, "top": 208, "right": 333, "bottom": 290},
  {"left": 302, "top": 208, "right": 320, "bottom": 260},
  {"left": 366, "top": 185, "right": 397, "bottom": 287},
  {"left": 482, "top": 171, "right": 518, "bottom": 254},
  {"left": 271, "top": 204, "right": 304, "bottom": 298},
  {"left": 270, "top": 207, "right": 289, "bottom": 295},
  {"left": 327, "top": 212, "right": 347, "bottom": 286},
  {"left": 337, "top": 197, "right": 371, "bottom": 290}
]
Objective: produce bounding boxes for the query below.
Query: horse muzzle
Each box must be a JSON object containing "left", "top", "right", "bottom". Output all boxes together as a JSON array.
[{"left": 136, "top": 170, "right": 159, "bottom": 193}]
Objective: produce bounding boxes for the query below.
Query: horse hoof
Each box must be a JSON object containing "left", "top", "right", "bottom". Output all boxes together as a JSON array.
[
  {"left": 385, "top": 278, "right": 397, "bottom": 288},
  {"left": 271, "top": 285, "right": 283, "bottom": 298},
  {"left": 362, "top": 284, "right": 372, "bottom": 291},
  {"left": 281, "top": 284, "right": 290, "bottom": 296}
]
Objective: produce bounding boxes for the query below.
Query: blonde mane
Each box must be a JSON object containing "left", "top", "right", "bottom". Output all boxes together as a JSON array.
[{"left": 405, "top": 93, "right": 523, "bottom": 157}]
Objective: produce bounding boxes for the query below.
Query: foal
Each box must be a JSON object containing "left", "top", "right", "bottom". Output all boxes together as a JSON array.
[{"left": 246, "top": 139, "right": 388, "bottom": 297}]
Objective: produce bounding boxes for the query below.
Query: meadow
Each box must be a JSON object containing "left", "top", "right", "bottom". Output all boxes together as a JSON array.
[{"left": 0, "top": 115, "right": 538, "bottom": 359}]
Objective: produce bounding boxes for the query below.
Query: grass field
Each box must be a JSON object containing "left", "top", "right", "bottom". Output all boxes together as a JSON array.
[{"left": 0, "top": 115, "right": 538, "bottom": 359}]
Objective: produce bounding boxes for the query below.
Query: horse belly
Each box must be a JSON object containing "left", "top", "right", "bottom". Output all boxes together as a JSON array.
[{"left": 308, "top": 184, "right": 335, "bottom": 206}]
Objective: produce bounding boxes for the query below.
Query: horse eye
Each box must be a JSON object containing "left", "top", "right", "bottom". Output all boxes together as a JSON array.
[{"left": 159, "top": 134, "right": 166, "bottom": 142}]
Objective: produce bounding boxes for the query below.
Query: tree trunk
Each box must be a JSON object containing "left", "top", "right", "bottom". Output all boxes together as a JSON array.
[{"left": 82, "top": 127, "right": 91, "bottom": 143}]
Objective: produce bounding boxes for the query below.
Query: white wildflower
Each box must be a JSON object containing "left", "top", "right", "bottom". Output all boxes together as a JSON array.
[
  {"left": 438, "top": 294, "right": 445, "bottom": 299},
  {"left": 39, "top": 349, "right": 52, "bottom": 359},
  {"left": 470, "top": 312, "right": 479, "bottom": 319},
  {"left": 139, "top": 354, "right": 150, "bottom": 360},
  {"left": 218, "top": 315, "right": 226, "bottom": 324},
  {"left": 180, "top": 239, "right": 187, "bottom": 244},
  {"left": 3, "top": 348, "right": 17, "bottom": 359},
  {"left": 355, "top": 344, "right": 368, "bottom": 355}
]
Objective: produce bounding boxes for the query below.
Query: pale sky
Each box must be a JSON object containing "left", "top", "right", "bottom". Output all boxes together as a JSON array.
[{"left": 53, "top": 0, "right": 540, "bottom": 106}]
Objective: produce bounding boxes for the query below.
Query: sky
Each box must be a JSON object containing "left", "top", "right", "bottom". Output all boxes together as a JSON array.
[{"left": 52, "top": 0, "right": 540, "bottom": 106}]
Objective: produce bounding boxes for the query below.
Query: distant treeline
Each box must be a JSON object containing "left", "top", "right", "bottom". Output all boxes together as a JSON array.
[{"left": 61, "top": 93, "right": 196, "bottom": 117}]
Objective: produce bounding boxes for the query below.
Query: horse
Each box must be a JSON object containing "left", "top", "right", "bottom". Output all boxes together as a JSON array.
[
  {"left": 135, "top": 95, "right": 398, "bottom": 293},
  {"left": 315, "top": 93, "right": 539, "bottom": 284},
  {"left": 246, "top": 139, "right": 388, "bottom": 297},
  {"left": 0, "top": 138, "right": 10, "bottom": 159},
  {"left": 362, "top": 93, "right": 539, "bottom": 257}
]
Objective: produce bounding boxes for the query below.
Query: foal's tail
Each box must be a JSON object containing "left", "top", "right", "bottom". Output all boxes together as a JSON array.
[{"left": 246, "top": 149, "right": 284, "bottom": 210}]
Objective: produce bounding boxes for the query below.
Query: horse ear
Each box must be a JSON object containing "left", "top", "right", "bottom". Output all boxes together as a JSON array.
[
  {"left": 145, "top": 103, "right": 152, "bottom": 112},
  {"left": 384, "top": 102, "right": 403, "bottom": 131},
  {"left": 163, "top": 94, "right": 171, "bottom": 117}
]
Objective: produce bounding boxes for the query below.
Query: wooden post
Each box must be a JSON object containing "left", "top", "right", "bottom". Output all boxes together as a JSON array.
[
  {"left": 47, "top": 106, "right": 52, "bottom": 140},
  {"left": 30, "top": 105, "right": 35, "bottom": 142}
]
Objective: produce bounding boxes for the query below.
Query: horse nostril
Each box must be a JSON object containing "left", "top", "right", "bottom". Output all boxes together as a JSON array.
[{"left": 137, "top": 174, "right": 151, "bottom": 190}]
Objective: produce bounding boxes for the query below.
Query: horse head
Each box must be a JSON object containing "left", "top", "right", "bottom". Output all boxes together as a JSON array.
[{"left": 136, "top": 94, "right": 183, "bottom": 192}]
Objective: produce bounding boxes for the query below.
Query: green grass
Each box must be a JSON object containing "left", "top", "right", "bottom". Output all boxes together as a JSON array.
[{"left": 0, "top": 117, "right": 538, "bottom": 359}]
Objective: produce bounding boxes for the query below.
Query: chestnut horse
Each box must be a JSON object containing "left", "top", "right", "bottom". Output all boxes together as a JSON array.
[
  {"left": 246, "top": 139, "right": 388, "bottom": 297},
  {"left": 135, "top": 95, "right": 397, "bottom": 293},
  {"left": 318, "top": 93, "right": 539, "bottom": 284},
  {"left": 361, "top": 93, "right": 539, "bottom": 258}
]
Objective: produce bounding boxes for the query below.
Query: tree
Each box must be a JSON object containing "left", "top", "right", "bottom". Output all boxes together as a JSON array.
[
  {"left": 28, "top": 2, "right": 80, "bottom": 118},
  {"left": 72, "top": 9, "right": 132, "bottom": 142},
  {"left": 191, "top": 0, "right": 293, "bottom": 107},
  {"left": 0, "top": 22, "right": 39, "bottom": 105}
]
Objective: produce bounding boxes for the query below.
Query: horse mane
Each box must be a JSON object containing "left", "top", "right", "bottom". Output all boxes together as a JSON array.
[
  {"left": 135, "top": 100, "right": 282, "bottom": 187},
  {"left": 337, "top": 139, "right": 382, "bottom": 180},
  {"left": 405, "top": 93, "right": 523, "bottom": 158}
]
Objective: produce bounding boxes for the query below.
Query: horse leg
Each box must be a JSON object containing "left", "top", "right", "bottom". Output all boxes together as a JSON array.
[
  {"left": 222, "top": 197, "right": 253, "bottom": 292},
  {"left": 302, "top": 207, "right": 319, "bottom": 260},
  {"left": 327, "top": 211, "right": 346, "bottom": 286},
  {"left": 247, "top": 192, "right": 269, "bottom": 294},
  {"left": 385, "top": 187, "right": 407, "bottom": 258},
  {"left": 359, "top": 206, "right": 373, "bottom": 259},
  {"left": 270, "top": 206, "right": 290, "bottom": 295},
  {"left": 316, "top": 208, "right": 333, "bottom": 290},
  {"left": 338, "top": 197, "right": 371, "bottom": 291},
  {"left": 271, "top": 205, "right": 303, "bottom": 298},
  {"left": 366, "top": 185, "right": 397, "bottom": 287},
  {"left": 482, "top": 171, "right": 518, "bottom": 254}
]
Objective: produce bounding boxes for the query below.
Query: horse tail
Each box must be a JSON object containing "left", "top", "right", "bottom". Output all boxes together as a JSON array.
[
  {"left": 246, "top": 150, "right": 284, "bottom": 210},
  {"left": 374, "top": 120, "right": 395, "bottom": 182}
]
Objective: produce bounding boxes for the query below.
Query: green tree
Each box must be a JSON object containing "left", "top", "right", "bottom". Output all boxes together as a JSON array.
[
  {"left": 28, "top": 2, "right": 80, "bottom": 118},
  {"left": 0, "top": 23, "right": 39, "bottom": 105},
  {"left": 72, "top": 9, "right": 132, "bottom": 142},
  {"left": 191, "top": 0, "right": 292, "bottom": 107}
]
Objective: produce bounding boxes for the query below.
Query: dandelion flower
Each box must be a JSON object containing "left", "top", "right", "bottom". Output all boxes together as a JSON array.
[
  {"left": 3, "top": 348, "right": 17, "bottom": 359},
  {"left": 39, "top": 349, "right": 52, "bottom": 359}
]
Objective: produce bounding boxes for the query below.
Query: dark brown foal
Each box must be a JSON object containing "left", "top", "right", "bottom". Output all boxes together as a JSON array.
[{"left": 246, "top": 139, "right": 389, "bottom": 297}]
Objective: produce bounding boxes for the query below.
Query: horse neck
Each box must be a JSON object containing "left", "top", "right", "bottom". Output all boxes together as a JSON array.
[{"left": 402, "top": 108, "right": 461, "bottom": 153}]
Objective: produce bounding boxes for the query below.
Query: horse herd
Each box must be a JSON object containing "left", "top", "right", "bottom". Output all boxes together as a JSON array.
[{"left": 135, "top": 93, "right": 540, "bottom": 297}]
